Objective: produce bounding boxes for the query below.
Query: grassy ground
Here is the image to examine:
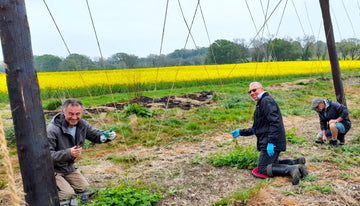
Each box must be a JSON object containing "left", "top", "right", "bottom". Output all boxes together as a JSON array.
[{"left": 0, "top": 70, "right": 360, "bottom": 205}]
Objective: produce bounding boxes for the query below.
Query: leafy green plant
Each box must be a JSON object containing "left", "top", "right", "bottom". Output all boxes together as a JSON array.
[
  {"left": 83, "top": 139, "right": 95, "bottom": 149},
  {"left": 185, "top": 122, "right": 200, "bottom": 130},
  {"left": 44, "top": 99, "right": 62, "bottom": 110},
  {"left": 122, "top": 103, "right": 151, "bottom": 117},
  {"left": 350, "top": 108, "right": 360, "bottom": 119},
  {"left": 190, "top": 155, "right": 202, "bottom": 164},
  {"left": 83, "top": 182, "right": 161, "bottom": 206},
  {"left": 286, "top": 127, "right": 307, "bottom": 144},
  {"left": 167, "top": 118, "right": 184, "bottom": 126},
  {"left": 106, "top": 154, "right": 138, "bottom": 164},
  {"left": 304, "top": 183, "right": 332, "bottom": 194},
  {"left": 4, "top": 127, "right": 16, "bottom": 146},
  {"left": 0, "top": 177, "right": 8, "bottom": 190},
  {"left": 208, "top": 145, "right": 258, "bottom": 169}
]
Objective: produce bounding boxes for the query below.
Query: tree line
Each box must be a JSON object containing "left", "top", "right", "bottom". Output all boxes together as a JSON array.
[{"left": 1, "top": 36, "right": 359, "bottom": 73}]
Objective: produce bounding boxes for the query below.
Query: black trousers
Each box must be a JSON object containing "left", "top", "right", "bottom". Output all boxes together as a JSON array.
[{"left": 257, "top": 150, "right": 280, "bottom": 175}]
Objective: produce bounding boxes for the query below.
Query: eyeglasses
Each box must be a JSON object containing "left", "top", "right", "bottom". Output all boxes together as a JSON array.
[{"left": 248, "top": 88, "right": 258, "bottom": 94}]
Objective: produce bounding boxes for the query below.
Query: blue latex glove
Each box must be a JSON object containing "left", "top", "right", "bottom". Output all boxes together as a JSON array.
[
  {"left": 267, "top": 143, "right": 274, "bottom": 157},
  {"left": 231, "top": 129, "right": 240, "bottom": 138}
]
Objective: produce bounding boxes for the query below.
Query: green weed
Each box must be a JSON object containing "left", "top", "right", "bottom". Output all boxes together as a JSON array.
[
  {"left": 208, "top": 145, "right": 258, "bottom": 169},
  {"left": 122, "top": 103, "right": 151, "bottom": 117},
  {"left": 83, "top": 182, "right": 161, "bottom": 206},
  {"left": 44, "top": 99, "right": 62, "bottom": 110},
  {"left": 106, "top": 154, "right": 138, "bottom": 164},
  {"left": 286, "top": 127, "right": 307, "bottom": 144}
]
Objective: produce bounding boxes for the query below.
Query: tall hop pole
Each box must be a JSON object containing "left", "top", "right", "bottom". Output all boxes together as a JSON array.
[
  {"left": 319, "top": 0, "right": 346, "bottom": 105},
  {"left": 0, "top": 0, "right": 60, "bottom": 205}
]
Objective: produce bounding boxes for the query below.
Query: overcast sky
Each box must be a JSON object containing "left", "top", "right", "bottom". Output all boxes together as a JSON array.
[{"left": 2, "top": 0, "right": 360, "bottom": 60}]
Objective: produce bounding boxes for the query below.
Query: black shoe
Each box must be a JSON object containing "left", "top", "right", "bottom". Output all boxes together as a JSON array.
[
  {"left": 315, "top": 139, "right": 324, "bottom": 144},
  {"left": 338, "top": 134, "right": 345, "bottom": 145},
  {"left": 297, "top": 164, "right": 308, "bottom": 179},
  {"left": 267, "top": 164, "right": 301, "bottom": 185},
  {"left": 278, "top": 157, "right": 306, "bottom": 165},
  {"left": 329, "top": 139, "right": 337, "bottom": 148}
]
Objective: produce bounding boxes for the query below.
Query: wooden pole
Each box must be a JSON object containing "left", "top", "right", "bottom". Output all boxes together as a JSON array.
[
  {"left": 319, "top": 0, "right": 346, "bottom": 105},
  {"left": 0, "top": 0, "right": 60, "bottom": 205}
]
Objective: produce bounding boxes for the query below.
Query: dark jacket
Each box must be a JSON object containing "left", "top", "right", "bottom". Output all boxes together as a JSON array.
[
  {"left": 239, "top": 92, "right": 286, "bottom": 152},
  {"left": 47, "top": 113, "right": 104, "bottom": 174},
  {"left": 316, "top": 99, "right": 351, "bottom": 133}
]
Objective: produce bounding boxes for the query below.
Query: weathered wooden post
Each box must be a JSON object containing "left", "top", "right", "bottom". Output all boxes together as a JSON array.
[
  {"left": 319, "top": 0, "right": 346, "bottom": 105},
  {"left": 0, "top": 0, "right": 59, "bottom": 205}
]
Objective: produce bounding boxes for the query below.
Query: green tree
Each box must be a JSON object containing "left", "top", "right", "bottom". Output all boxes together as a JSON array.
[
  {"left": 299, "top": 36, "right": 315, "bottom": 60},
  {"left": 337, "top": 38, "right": 360, "bottom": 60},
  {"left": 205, "top": 39, "right": 249, "bottom": 64},
  {"left": 33, "top": 54, "right": 62, "bottom": 72},
  {"left": 59, "top": 53, "right": 97, "bottom": 71},
  {"left": 269, "top": 38, "right": 301, "bottom": 61},
  {"left": 110, "top": 52, "right": 138, "bottom": 68},
  {"left": 314, "top": 40, "right": 327, "bottom": 60}
]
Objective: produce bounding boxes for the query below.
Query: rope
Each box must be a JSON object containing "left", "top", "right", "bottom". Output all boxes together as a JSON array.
[
  {"left": 42, "top": 0, "right": 71, "bottom": 55},
  {"left": 290, "top": 0, "right": 306, "bottom": 37},
  {"left": 0, "top": 119, "right": 22, "bottom": 205},
  {"left": 341, "top": 0, "right": 356, "bottom": 37},
  {"left": 154, "top": 0, "right": 202, "bottom": 140},
  {"left": 42, "top": 0, "right": 127, "bottom": 147},
  {"left": 146, "top": 0, "right": 170, "bottom": 144},
  {"left": 84, "top": 0, "right": 128, "bottom": 149},
  {"left": 331, "top": 6, "right": 343, "bottom": 41}
]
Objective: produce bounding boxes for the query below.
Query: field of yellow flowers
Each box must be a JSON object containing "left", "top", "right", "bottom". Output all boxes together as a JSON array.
[{"left": 0, "top": 60, "right": 359, "bottom": 95}]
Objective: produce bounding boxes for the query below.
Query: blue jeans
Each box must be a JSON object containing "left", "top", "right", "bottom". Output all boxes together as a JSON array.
[
  {"left": 257, "top": 150, "right": 280, "bottom": 175},
  {"left": 317, "top": 122, "right": 346, "bottom": 137}
]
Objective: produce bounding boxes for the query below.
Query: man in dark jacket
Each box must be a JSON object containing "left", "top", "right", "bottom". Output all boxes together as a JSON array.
[
  {"left": 312, "top": 97, "right": 351, "bottom": 147},
  {"left": 47, "top": 99, "right": 116, "bottom": 201},
  {"left": 231, "top": 82, "right": 307, "bottom": 185}
]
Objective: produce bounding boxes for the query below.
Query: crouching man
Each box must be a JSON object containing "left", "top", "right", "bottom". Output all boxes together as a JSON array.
[
  {"left": 47, "top": 99, "right": 116, "bottom": 203},
  {"left": 311, "top": 97, "right": 351, "bottom": 147}
]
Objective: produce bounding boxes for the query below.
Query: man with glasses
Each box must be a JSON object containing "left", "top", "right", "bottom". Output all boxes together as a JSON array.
[
  {"left": 311, "top": 97, "right": 351, "bottom": 147},
  {"left": 231, "top": 82, "right": 307, "bottom": 185}
]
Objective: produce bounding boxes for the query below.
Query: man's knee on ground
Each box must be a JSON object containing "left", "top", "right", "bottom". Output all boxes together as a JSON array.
[{"left": 257, "top": 165, "right": 268, "bottom": 176}]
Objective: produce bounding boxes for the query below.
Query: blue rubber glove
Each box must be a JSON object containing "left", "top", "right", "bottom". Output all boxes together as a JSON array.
[
  {"left": 267, "top": 143, "right": 274, "bottom": 157},
  {"left": 231, "top": 129, "right": 240, "bottom": 138}
]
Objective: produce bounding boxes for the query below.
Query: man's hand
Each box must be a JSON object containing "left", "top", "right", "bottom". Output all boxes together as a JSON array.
[
  {"left": 70, "top": 146, "right": 82, "bottom": 158},
  {"left": 100, "top": 128, "right": 116, "bottom": 142},
  {"left": 267, "top": 143, "right": 274, "bottom": 157},
  {"left": 231, "top": 129, "right": 240, "bottom": 138},
  {"left": 108, "top": 130, "right": 116, "bottom": 140}
]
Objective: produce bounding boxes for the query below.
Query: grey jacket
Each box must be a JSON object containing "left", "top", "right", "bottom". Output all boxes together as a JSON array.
[{"left": 47, "top": 113, "right": 104, "bottom": 174}]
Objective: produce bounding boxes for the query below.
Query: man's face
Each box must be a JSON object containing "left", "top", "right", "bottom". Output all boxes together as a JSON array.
[
  {"left": 248, "top": 84, "right": 264, "bottom": 101},
  {"left": 315, "top": 102, "right": 325, "bottom": 112},
  {"left": 63, "top": 105, "right": 82, "bottom": 127}
]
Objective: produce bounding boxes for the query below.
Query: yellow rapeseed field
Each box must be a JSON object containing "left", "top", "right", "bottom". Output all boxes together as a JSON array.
[{"left": 0, "top": 60, "right": 359, "bottom": 94}]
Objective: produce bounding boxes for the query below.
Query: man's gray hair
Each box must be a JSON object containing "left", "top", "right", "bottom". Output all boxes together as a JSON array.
[
  {"left": 62, "top": 99, "right": 84, "bottom": 111},
  {"left": 249, "top": 82, "right": 263, "bottom": 88}
]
